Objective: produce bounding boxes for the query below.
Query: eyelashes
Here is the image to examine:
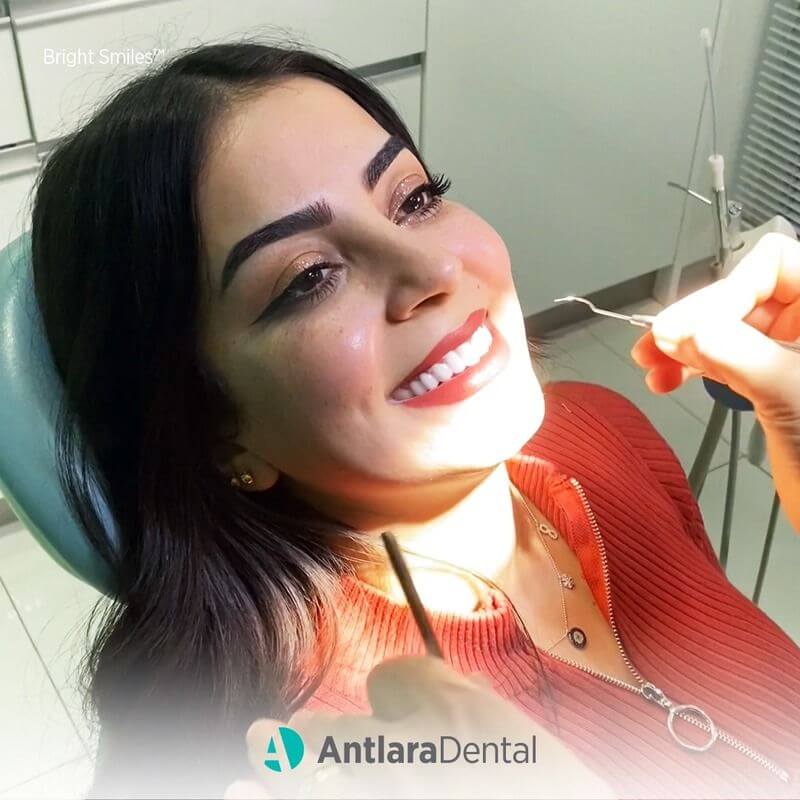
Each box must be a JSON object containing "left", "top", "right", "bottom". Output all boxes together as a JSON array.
[
  {"left": 398, "top": 172, "right": 451, "bottom": 223},
  {"left": 254, "top": 172, "right": 453, "bottom": 323}
]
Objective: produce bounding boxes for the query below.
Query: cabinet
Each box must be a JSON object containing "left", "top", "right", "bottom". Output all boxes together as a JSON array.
[
  {"left": 9, "top": 0, "right": 426, "bottom": 142},
  {"left": 0, "top": 17, "right": 32, "bottom": 147},
  {"left": 368, "top": 62, "right": 422, "bottom": 145},
  {"left": 0, "top": 0, "right": 425, "bottom": 248},
  {"left": 1, "top": 10, "right": 37, "bottom": 250},
  {"left": 0, "top": 146, "right": 38, "bottom": 250}
]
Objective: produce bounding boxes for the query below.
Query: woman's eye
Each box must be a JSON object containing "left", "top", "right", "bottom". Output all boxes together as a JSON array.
[
  {"left": 395, "top": 172, "right": 452, "bottom": 225},
  {"left": 401, "top": 188, "right": 428, "bottom": 214}
]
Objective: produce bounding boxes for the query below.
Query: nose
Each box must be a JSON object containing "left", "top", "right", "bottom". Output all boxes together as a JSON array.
[{"left": 382, "top": 239, "right": 463, "bottom": 321}]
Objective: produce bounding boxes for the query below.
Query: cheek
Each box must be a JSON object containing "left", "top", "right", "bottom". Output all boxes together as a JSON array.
[
  {"left": 447, "top": 208, "right": 513, "bottom": 286},
  {"left": 285, "top": 322, "right": 377, "bottom": 406}
]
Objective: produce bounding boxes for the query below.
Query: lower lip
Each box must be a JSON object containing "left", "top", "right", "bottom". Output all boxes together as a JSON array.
[{"left": 387, "top": 317, "right": 510, "bottom": 408}]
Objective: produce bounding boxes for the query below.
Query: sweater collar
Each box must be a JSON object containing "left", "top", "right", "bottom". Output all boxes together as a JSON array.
[{"left": 321, "top": 447, "right": 610, "bottom": 701}]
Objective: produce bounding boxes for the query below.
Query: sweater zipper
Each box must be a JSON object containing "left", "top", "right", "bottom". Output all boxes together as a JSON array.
[{"left": 455, "top": 476, "right": 790, "bottom": 785}]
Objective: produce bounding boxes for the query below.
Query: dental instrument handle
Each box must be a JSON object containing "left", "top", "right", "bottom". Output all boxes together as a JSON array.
[
  {"left": 629, "top": 313, "right": 657, "bottom": 328},
  {"left": 635, "top": 316, "right": 800, "bottom": 354},
  {"left": 381, "top": 531, "right": 444, "bottom": 659}
]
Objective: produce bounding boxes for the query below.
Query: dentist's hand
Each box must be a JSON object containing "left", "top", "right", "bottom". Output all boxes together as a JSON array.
[
  {"left": 224, "top": 655, "right": 615, "bottom": 800},
  {"left": 630, "top": 231, "right": 800, "bottom": 532}
]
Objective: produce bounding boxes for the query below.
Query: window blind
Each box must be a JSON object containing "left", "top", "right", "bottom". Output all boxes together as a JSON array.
[{"left": 734, "top": 0, "right": 800, "bottom": 231}]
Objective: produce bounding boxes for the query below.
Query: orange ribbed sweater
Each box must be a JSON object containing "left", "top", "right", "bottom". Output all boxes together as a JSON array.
[{"left": 302, "top": 381, "right": 800, "bottom": 799}]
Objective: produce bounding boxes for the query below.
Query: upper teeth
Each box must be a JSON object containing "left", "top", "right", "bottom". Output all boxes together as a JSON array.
[{"left": 391, "top": 324, "right": 493, "bottom": 401}]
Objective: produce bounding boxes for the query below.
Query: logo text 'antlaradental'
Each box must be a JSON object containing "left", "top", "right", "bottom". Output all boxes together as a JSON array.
[{"left": 317, "top": 735, "right": 537, "bottom": 765}]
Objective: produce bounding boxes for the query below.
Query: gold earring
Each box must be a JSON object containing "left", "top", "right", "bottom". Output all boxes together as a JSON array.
[{"left": 230, "top": 471, "right": 254, "bottom": 488}]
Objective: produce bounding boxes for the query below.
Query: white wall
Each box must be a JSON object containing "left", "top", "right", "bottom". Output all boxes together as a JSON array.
[{"left": 419, "top": 0, "right": 772, "bottom": 316}]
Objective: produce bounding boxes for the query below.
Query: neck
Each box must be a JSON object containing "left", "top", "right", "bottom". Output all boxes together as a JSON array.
[{"left": 355, "top": 463, "right": 532, "bottom": 613}]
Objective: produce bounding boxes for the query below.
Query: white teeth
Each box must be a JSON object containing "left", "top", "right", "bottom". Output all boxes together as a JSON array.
[
  {"left": 455, "top": 341, "right": 480, "bottom": 367},
  {"left": 419, "top": 372, "right": 438, "bottom": 390},
  {"left": 430, "top": 363, "right": 454, "bottom": 382},
  {"left": 391, "top": 323, "right": 494, "bottom": 402},
  {"left": 442, "top": 351, "right": 466, "bottom": 374},
  {"left": 472, "top": 325, "right": 492, "bottom": 355}
]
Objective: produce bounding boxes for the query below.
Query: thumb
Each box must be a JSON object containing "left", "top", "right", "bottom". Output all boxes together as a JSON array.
[
  {"left": 366, "top": 655, "right": 471, "bottom": 721},
  {"left": 652, "top": 314, "right": 800, "bottom": 411}
]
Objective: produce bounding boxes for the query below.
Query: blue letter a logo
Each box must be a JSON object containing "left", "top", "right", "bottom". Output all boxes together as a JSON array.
[{"left": 263, "top": 726, "right": 304, "bottom": 772}]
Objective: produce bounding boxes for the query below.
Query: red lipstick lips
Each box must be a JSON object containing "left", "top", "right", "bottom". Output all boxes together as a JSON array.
[
  {"left": 388, "top": 313, "right": 509, "bottom": 407},
  {"left": 394, "top": 308, "right": 488, "bottom": 391}
]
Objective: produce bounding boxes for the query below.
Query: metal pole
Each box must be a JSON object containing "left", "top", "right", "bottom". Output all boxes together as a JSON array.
[
  {"left": 753, "top": 491, "right": 781, "bottom": 606},
  {"left": 719, "top": 411, "right": 741, "bottom": 572},
  {"left": 689, "top": 401, "right": 729, "bottom": 499}
]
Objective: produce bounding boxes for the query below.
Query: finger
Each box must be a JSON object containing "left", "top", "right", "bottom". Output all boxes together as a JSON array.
[
  {"left": 468, "top": 672, "right": 494, "bottom": 690},
  {"left": 645, "top": 363, "right": 703, "bottom": 394},
  {"left": 649, "top": 234, "right": 799, "bottom": 351},
  {"left": 631, "top": 296, "right": 787, "bottom": 370},
  {"left": 631, "top": 331, "right": 679, "bottom": 369},
  {"left": 366, "top": 655, "right": 474, "bottom": 721},
  {"left": 743, "top": 296, "right": 788, "bottom": 334},
  {"left": 656, "top": 316, "right": 800, "bottom": 408},
  {"left": 724, "top": 231, "right": 800, "bottom": 311},
  {"left": 223, "top": 778, "right": 272, "bottom": 799},
  {"left": 765, "top": 296, "right": 800, "bottom": 342}
]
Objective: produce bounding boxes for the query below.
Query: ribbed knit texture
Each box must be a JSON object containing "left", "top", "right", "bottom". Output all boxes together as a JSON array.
[{"left": 302, "top": 381, "right": 800, "bottom": 798}]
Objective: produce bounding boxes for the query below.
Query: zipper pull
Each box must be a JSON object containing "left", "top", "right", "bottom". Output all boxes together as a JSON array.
[
  {"left": 641, "top": 681, "right": 673, "bottom": 709},
  {"left": 641, "top": 682, "right": 719, "bottom": 752}
]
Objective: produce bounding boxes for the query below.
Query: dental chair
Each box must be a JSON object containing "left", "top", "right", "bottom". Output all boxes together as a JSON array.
[{"left": 0, "top": 232, "right": 119, "bottom": 597}]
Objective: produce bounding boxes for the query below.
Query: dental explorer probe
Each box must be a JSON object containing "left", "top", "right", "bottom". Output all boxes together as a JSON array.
[
  {"left": 553, "top": 296, "right": 800, "bottom": 355},
  {"left": 381, "top": 531, "right": 444, "bottom": 659}
]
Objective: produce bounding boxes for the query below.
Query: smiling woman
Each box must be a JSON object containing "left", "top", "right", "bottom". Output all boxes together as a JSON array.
[{"left": 29, "top": 39, "right": 550, "bottom": 798}]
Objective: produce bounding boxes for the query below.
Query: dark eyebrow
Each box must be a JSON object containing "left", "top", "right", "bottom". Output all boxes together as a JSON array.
[{"left": 219, "top": 134, "right": 408, "bottom": 297}]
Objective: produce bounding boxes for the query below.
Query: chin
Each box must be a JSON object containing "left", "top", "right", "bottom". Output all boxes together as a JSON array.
[{"left": 508, "top": 361, "right": 546, "bottom": 451}]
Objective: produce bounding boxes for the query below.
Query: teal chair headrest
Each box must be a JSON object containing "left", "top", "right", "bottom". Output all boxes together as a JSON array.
[{"left": 0, "top": 232, "right": 120, "bottom": 596}]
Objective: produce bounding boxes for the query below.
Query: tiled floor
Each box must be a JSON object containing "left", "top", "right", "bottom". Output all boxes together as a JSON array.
[
  {"left": 0, "top": 298, "right": 798, "bottom": 797},
  {"left": 0, "top": 526, "right": 100, "bottom": 799}
]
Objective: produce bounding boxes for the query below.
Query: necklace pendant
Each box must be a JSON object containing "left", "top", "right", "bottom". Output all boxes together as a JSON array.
[
  {"left": 559, "top": 573, "right": 575, "bottom": 589},
  {"left": 538, "top": 522, "right": 558, "bottom": 539},
  {"left": 567, "top": 627, "right": 587, "bottom": 649}
]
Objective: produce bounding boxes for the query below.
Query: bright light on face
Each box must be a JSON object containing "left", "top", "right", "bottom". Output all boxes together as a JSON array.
[{"left": 197, "top": 76, "right": 545, "bottom": 522}]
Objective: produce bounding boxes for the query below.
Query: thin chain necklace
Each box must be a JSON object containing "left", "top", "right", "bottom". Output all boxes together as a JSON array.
[{"left": 510, "top": 482, "right": 588, "bottom": 652}]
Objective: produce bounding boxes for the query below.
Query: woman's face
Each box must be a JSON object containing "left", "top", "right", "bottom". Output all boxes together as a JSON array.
[{"left": 197, "top": 76, "right": 543, "bottom": 521}]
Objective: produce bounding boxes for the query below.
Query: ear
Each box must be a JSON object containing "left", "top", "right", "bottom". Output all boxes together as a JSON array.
[
  {"left": 211, "top": 437, "right": 247, "bottom": 478},
  {"left": 212, "top": 437, "right": 281, "bottom": 491}
]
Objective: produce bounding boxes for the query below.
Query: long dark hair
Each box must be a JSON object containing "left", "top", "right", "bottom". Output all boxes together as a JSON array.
[{"left": 31, "top": 39, "right": 552, "bottom": 798}]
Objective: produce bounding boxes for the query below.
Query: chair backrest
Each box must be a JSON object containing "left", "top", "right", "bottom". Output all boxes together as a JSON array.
[{"left": 0, "top": 232, "right": 120, "bottom": 596}]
